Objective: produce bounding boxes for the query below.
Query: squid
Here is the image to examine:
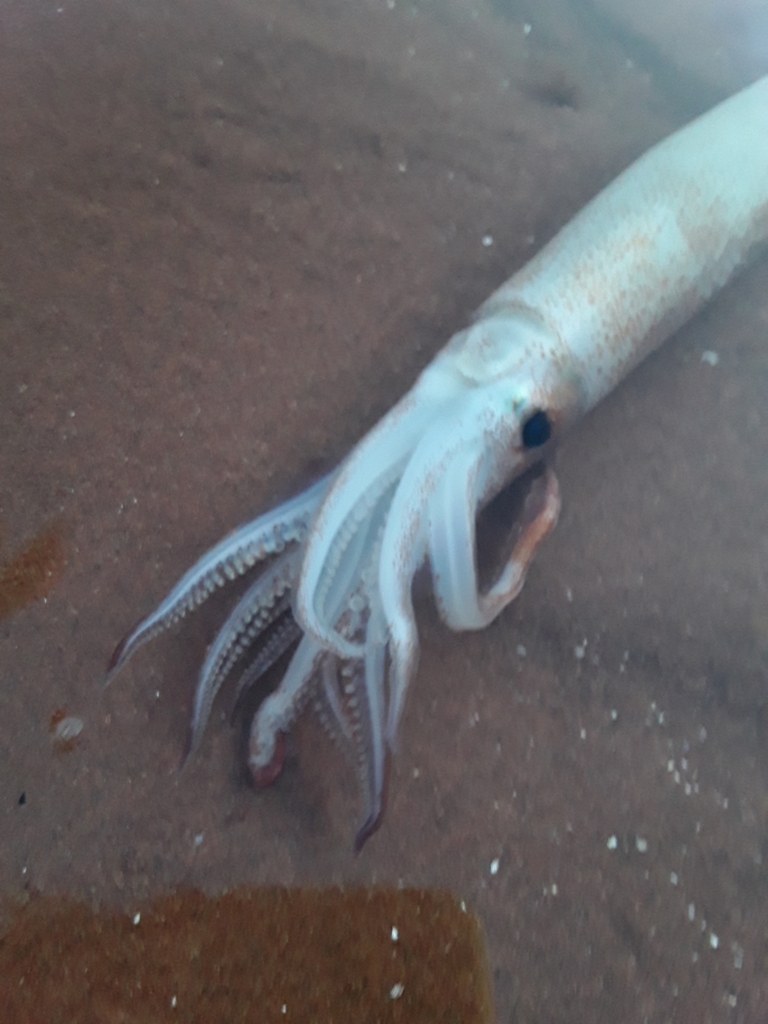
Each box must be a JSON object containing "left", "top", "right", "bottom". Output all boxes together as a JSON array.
[{"left": 107, "top": 76, "right": 768, "bottom": 849}]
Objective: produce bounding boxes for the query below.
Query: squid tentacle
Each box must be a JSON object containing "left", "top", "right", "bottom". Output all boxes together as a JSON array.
[
  {"left": 185, "top": 548, "right": 300, "bottom": 761},
  {"left": 335, "top": 534, "right": 390, "bottom": 846},
  {"left": 247, "top": 634, "right": 325, "bottom": 786},
  {"left": 294, "top": 356, "right": 467, "bottom": 659},
  {"left": 105, "top": 474, "right": 331, "bottom": 683},
  {"left": 232, "top": 612, "right": 303, "bottom": 713},
  {"left": 313, "top": 657, "right": 353, "bottom": 748}
]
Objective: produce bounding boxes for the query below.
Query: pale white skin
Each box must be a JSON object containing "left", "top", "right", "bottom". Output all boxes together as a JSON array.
[{"left": 108, "top": 77, "right": 768, "bottom": 848}]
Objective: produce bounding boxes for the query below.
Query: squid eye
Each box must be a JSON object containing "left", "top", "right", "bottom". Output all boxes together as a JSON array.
[{"left": 521, "top": 409, "right": 551, "bottom": 448}]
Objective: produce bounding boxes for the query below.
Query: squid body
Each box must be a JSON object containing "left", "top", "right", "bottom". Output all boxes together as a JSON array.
[{"left": 107, "top": 76, "right": 768, "bottom": 848}]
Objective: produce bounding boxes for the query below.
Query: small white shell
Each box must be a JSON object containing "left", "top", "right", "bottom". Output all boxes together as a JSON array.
[{"left": 53, "top": 715, "right": 83, "bottom": 744}]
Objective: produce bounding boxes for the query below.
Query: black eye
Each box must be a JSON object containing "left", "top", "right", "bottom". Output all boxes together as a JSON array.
[{"left": 521, "top": 409, "right": 551, "bottom": 448}]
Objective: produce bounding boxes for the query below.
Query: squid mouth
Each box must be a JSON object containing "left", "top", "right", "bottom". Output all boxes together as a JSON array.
[{"left": 474, "top": 461, "right": 561, "bottom": 598}]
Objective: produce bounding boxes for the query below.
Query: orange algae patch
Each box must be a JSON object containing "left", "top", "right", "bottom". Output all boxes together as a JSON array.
[
  {"left": 0, "top": 887, "right": 494, "bottom": 1024},
  {"left": 0, "top": 519, "right": 68, "bottom": 620}
]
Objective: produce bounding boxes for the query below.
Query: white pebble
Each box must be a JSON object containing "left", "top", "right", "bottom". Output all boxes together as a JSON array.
[{"left": 53, "top": 716, "right": 83, "bottom": 743}]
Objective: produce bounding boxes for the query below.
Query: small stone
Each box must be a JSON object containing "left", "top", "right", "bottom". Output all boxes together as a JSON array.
[{"left": 51, "top": 714, "right": 84, "bottom": 752}]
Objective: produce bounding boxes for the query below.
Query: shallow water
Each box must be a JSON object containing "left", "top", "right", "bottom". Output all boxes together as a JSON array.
[{"left": 1, "top": 0, "right": 767, "bottom": 1019}]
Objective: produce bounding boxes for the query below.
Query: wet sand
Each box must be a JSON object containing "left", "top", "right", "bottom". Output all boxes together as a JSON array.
[{"left": 1, "top": 0, "right": 767, "bottom": 1020}]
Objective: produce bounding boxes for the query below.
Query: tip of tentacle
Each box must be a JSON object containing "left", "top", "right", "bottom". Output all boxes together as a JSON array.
[
  {"left": 384, "top": 628, "right": 419, "bottom": 751},
  {"left": 179, "top": 729, "right": 195, "bottom": 770},
  {"left": 353, "top": 748, "right": 391, "bottom": 853},
  {"left": 249, "top": 731, "right": 286, "bottom": 788},
  {"left": 103, "top": 625, "right": 136, "bottom": 686}
]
